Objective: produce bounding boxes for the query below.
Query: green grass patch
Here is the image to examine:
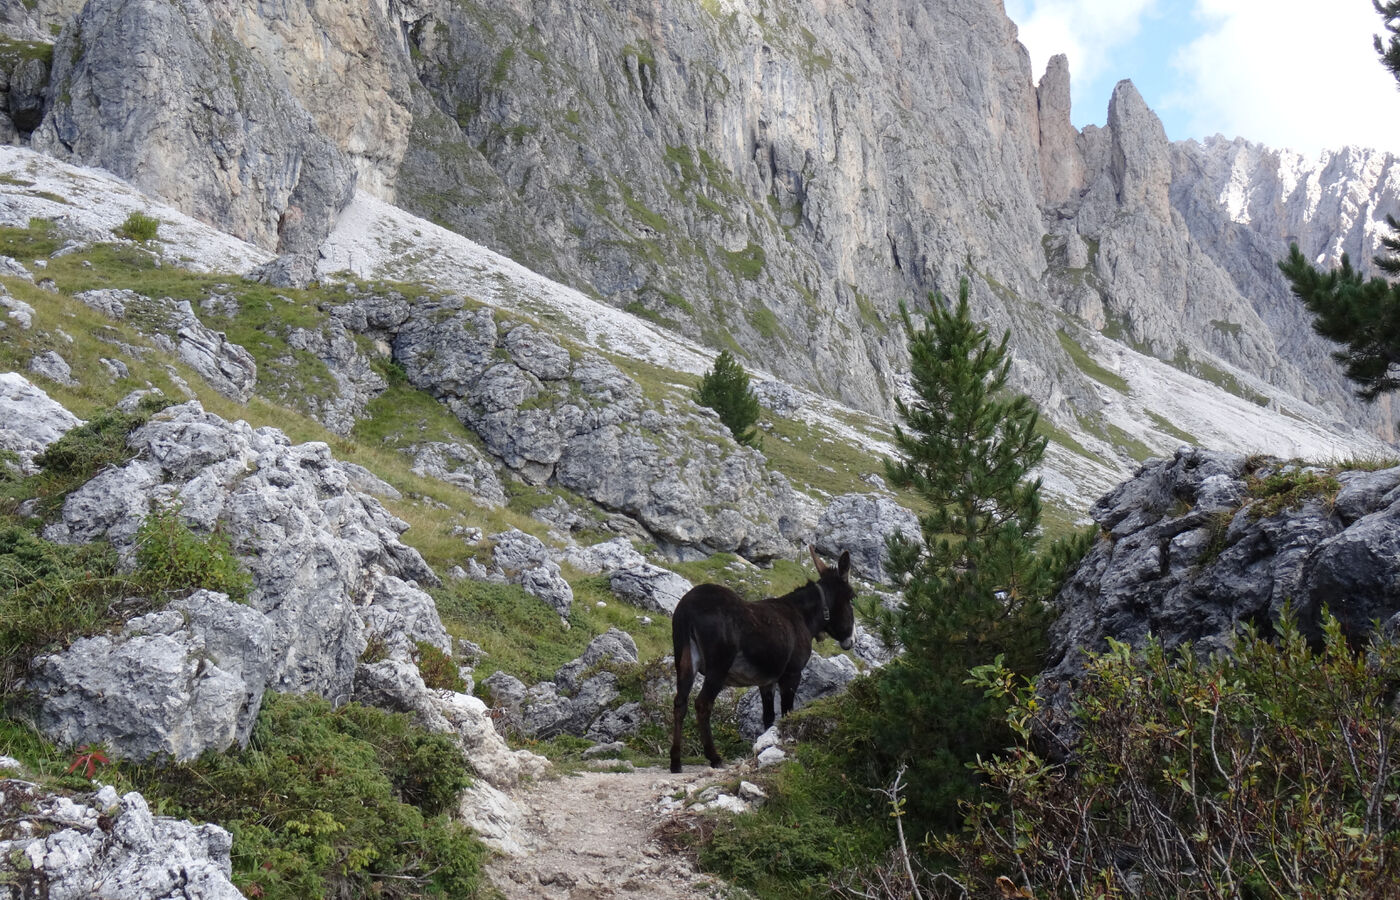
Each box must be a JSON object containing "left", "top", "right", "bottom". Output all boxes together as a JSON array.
[
  {"left": 1057, "top": 329, "right": 1130, "bottom": 394},
  {"left": 1245, "top": 468, "right": 1341, "bottom": 519},
  {"left": 1146, "top": 411, "right": 1199, "bottom": 447},
  {"left": 720, "top": 241, "right": 766, "bottom": 280},
  {"left": 693, "top": 684, "right": 892, "bottom": 898},
  {"left": 434, "top": 576, "right": 671, "bottom": 684},
  {"left": 0, "top": 36, "right": 54, "bottom": 69},
  {"left": 113, "top": 211, "right": 160, "bottom": 243},
  {"left": 1104, "top": 423, "right": 1156, "bottom": 463},
  {"left": 1172, "top": 345, "right": 1270, "bottom": 406}
]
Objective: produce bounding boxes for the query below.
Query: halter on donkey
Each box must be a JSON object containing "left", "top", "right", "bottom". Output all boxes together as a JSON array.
[{"left": 669, "top": 546, "right": 856, "bottom": 773}]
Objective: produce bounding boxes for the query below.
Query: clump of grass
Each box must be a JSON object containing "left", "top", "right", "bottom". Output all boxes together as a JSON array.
[
  {"left": 134, "top": 503, "right": 252, "bottom": 602},
  {"left": 1245, "top": 468, "right": 1341, "bottom": 519},
  {"left": 414, "top": 640, "right": 466, "bottom": 692},
  {"left": 113, "top": 211, "right": 160, "bottom": 243}
]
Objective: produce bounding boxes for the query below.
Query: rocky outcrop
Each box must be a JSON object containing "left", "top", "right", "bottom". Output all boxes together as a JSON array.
[
  {"left": 283, "top": 321, "right": 385, "bottom": 433},
  {"left": 73, "top": 289, "right": 257, "bottom": 402},
  {"left": 1046, "top": 449, "right": 1400, "bottom": 692},
  {"left": 410, "top": 440, "right": 507, "bottom": 507},
  {"left": 482, "top": 628, "right": 642, "bottom": 742},
  {"left": 481, "top": 529, "right": 574, "bottom": 617},
  {"left": 0, "top": 372, "right": 81, "bottom": 473},
  {"left": 812, "top": 493, "right": 919, "bottom": 584},
  {"left": 37, "top": 400, "right": 447, "bottom": 758},
  {"left": 30, "top": 590, "right": 272, "bottom": 762},
  {"left": 379, "top": 294, "right": 809, "bottom": 559},
  {"left": 0, "top": 781, "right": 243, "bottom": 900}
]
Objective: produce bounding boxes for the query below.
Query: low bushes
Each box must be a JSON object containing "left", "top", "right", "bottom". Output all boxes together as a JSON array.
[{"left": 123, "top": 693, "right": 483, "bottom": 899}]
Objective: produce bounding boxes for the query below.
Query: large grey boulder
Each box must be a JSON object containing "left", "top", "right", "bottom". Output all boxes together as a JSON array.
[
  {"left": 813, "top": 493, "right": 919, "bottom": 584},
  {"left": 1046, "top": 449, "right": 1400, "bottom": 709},
  {"left": 0, "top": 782, "right": 243, "bottom": 900},
  {"left": 0, "top": 372, "right": 82, "bottom": 473},
  {"left": 29, "top": 590, "right": 272, "bottom": 762},
  {"left": 28, "top": 350, "right": 77, "bottom": 387},
  {"left": 486, "top": 528, "right": 573, "bottom": 616},
  {"left": 609, "top": 564, "right": 693, "bottom": 615},
  {"left": 410, "top": 440, "right": 507, "bottom": 507},
  {"left": 482, "top": 628, "right": 642, "bottom": 740},
  {"left": 38, "top": 402, "right": 447, "bottom": 758}
]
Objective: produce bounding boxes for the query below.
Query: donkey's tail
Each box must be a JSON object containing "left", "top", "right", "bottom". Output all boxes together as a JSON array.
[{"left": 671, "top": 590, "right": 695, "bottom": 675}]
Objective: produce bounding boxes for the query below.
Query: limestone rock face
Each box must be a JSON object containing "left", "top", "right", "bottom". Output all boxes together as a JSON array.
[
  {"left": 1046, "top": 449, "right": 1400, "bottom": 695},
  {"left": 0, "top": 782, "right": 243, "bottom": 900},
  {"left": 33, "top": 0, "right": 356, "bottom": 256},
  {"left": 37, "top": 401, "right": 447, "bottom": 758},
  {"left": 0, "top": 372, "right": 82, "bottom": 473}
]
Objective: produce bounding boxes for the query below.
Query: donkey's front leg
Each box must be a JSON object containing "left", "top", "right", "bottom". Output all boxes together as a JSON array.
[
  {"left": 759, "top": 683, "right": 777, "bottom": 731},
  {"left": 778, "top": 668, "right": 803, "bottom": 718}
]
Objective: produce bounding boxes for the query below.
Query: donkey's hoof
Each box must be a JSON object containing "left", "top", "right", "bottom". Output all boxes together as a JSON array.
[
  {"left": 707, "top": 758, "right": 722, "bottom": 769},
  {"left": 670, "top": 761, "right": 682, "bottom": 774}
]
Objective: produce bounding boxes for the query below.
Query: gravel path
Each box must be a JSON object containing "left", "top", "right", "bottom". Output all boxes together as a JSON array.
[{"left": 486, "top": 765, "right": 740, "bottom": 899}]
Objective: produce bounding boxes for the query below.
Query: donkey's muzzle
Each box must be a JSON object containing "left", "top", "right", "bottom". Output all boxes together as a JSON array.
[{"left": 839, "top": 637, "right": 854, "bottom": 650}]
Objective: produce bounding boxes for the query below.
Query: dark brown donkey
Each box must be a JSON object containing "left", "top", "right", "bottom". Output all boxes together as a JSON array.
[{"left": 670, "top": 546, "right": 856, "bottom": 773}]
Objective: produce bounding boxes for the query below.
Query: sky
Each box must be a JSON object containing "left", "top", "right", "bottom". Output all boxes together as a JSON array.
[{"left": 1003, "top": 0, "right": 1400, "bottom": 158}]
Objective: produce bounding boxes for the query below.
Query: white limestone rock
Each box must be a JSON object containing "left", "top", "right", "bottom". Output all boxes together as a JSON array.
[
  {"left": 0, "top": 372, "right": 82, "bottom": 473},
  {"left": 0, "top": 783, "right": 243, "bottom": 900}
]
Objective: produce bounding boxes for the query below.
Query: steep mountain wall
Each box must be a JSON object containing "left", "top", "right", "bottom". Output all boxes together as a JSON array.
[{"left": 12, "top": 0, "right": 1400, "bottom": 446}]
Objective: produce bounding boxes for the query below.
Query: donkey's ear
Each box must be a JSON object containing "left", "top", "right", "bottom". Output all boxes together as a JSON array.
[
  {"left": 809, "top": 544, "right": 828, "bottom": 573},
  {"left": 837, "top": 550, "right": 851, "bottom": 578}
]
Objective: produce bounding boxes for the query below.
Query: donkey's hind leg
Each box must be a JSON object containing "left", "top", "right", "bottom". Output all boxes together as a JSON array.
[
  {"left": 694, "top": 652, "right": 734, "bottom": 768},
  {"left": 670, "top": 642, "right": 696, "bottom": 774}
]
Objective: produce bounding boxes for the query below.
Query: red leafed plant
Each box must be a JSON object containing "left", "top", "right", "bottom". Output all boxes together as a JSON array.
[{"left": 66, "top": 743, "right": 110, "bottom": 779}]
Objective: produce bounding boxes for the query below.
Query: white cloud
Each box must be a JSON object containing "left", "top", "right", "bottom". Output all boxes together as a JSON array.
[
  {"left": 1167, "top": 0, "right": 1400, "bottom": 156},
  {"left": 1006, "top": 0, "right": 1159, "bottom": 83}
]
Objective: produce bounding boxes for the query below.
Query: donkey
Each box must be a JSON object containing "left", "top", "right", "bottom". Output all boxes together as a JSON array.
[{"left": 670, "top": 546, "right": 856, "bottom": 773}]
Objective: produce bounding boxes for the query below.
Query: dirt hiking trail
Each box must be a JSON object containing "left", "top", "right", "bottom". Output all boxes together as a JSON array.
[{"left": 486, "top": 764, "right": 745, "bottom": 899}]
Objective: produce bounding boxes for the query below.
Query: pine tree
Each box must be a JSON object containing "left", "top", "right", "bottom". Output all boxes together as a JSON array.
[
  {"left": 1278, "top": 1, "right": 1400, "bottom": 400},
  {"left": 694, "top": 350, "right": 762, "bottom": 447},
  {"left": 873, "top": 278, "right": 1064, "bottom": 827}
]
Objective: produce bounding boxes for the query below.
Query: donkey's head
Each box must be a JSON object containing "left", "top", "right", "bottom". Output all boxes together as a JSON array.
[{"left": 810, "top": 545, "right": 856, "bottom": 650}]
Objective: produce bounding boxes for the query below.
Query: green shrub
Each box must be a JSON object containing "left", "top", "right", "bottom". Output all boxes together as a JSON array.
[
  {"left": 134, "top": 503, "right": 252, "bottom": 601},
  {"left": 943, "top": 617, "right": 1400, "bottom": 898},
  {"left": 122, "top": 693, "right": 481, "bottom": 899},
  {"left": 114, "top": 211, "right": 160, "bottom": 242},
  {"left": 413, "top": 639, "right": 466, "bottom": 692},
  {"left": 696, "top": 684, "right": 892, "bottom": 899},
  {"left": 694, "top": 349, "right": 761, "bottom": 447}
]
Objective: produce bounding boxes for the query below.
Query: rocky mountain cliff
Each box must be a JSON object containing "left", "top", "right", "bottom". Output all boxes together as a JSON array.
[{"left": 3, "top": 0, "right": 1398, "bottom": 460}]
